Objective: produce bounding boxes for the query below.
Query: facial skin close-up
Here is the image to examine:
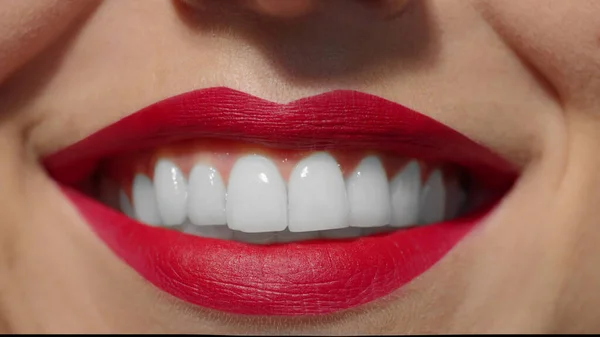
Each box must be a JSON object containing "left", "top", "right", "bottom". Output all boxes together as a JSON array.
[{"left": 0, "top": 0, "right": 600, "bottom": 334}]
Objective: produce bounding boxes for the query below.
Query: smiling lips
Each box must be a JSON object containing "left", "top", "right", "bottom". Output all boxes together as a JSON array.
[{"left": 43, "top": 87, "right": 516, "bottom": 316}]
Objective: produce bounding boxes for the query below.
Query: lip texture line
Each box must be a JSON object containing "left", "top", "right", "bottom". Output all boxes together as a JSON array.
[{"left": 44, "top": 87, "right": 516, "bottom": 316}]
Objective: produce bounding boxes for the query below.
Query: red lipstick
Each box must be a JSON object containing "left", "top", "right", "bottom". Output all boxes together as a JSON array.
[{"left": 44, "top": 87, "right": 516, "bottom": 316}]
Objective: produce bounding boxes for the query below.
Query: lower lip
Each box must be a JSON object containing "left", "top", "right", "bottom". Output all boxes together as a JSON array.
[{"left": 62, "top": 185, "right": 490, "bottom": 316}]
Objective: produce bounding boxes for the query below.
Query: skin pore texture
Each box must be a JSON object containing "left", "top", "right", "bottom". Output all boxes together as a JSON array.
[{"left": 0, "top": 0, "right": 600, "bottom": 334}]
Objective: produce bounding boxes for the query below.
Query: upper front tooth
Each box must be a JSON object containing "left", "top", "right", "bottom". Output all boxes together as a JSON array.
[
  {"left": 389, "top": 161, "right": 421, "bottom": 228},
  {"left": 419, "top": 169, "right": 446, "bottom": 224},
  {"left": 132, "top": 174, "right": 162, "bottom": 226},
  {"left": 154, "top": 159, "right": 188, "bottom": 226},
  {"left": 187, "top": 164, "right": 227, "bottom": 226},
  {"left": 346, "top": 155, "right": 391, "bottom": 228},
  {"left": 288, "top": 152, "right": 349, "bottom": 233},
  {"left": 226, "top": 154, "right": 288, "bottom": 233}
]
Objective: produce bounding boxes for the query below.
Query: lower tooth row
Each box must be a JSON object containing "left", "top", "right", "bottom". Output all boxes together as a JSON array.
[
  {"left": 181, "top": 224, "right": 391, "bottom": 244},
  {"left": 117, "top": 152, "right": 465, "bottom": 239}
]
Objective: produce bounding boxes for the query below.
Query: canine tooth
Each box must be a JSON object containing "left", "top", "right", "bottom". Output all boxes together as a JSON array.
[
  {"left": 154, "top": 159, "right": 188, "bottom": 226},
  {"left": 346, "top": 156, "right": 391, "bottom": 228},
  {"left": 187, "top": 164, "right": 227, "bottom": 226},
  {"left": 389, "top": 161, "right": 421, "bottom": 228},
  {"left": 119, "top": 189, "right": 135, "bottom": 218},
  {"left": 419, "top": 169, "right": 446, "bottom": 224},
  {"left": 233, "top": 231, "right": 277, "bottom": 244},
  {"left": 183, "top": 224, "right": 234, "bottom": 240},
  {"left": 320, "top": 227, "right": 362, "bottom": 239},
  {"left": 226, "top": 155, "right": 288, "bottom": 233},
  {"left": 288, "top": 152, "right": 349, "bottom": 232},
  {"left": 132, "top": 174, "right": 162, "bottom": 226}
]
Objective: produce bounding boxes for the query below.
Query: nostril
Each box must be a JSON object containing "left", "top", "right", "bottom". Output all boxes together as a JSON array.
[{"left": 179, "top": 0, "right": 411, "bottom": 20}]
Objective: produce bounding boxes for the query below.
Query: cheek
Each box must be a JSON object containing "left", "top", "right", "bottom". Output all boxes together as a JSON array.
[
  {"left": 474, "top": 0, "right": 600, "bottom": 109},
  {"left": 0, "top": 130, "right": 28, "bottom": 266},
  {"left": 0, "top": 0, "right": 99, "bottom": 84}
]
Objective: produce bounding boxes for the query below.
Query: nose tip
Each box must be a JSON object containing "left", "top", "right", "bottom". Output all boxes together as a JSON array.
[{"left": 250, "top": 0, "right": 316, "bottom": 18}]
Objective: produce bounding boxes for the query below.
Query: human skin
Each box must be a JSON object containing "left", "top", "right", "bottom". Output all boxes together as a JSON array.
[{"left": 0, "top": 0, "right": 599, "bottom": 334}]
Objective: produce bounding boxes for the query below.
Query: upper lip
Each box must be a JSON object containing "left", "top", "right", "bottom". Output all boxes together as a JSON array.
[
  {"left": 44, "top": 87, "right": 517, "bottom": 316},
  {"left": 44, "top": 87, "right": 516, "bottom": 186}
]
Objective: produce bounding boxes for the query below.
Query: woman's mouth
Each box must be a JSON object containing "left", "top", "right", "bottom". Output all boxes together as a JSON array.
[{"left": 43, "top": 87, "right": 517, "bottom": 316}]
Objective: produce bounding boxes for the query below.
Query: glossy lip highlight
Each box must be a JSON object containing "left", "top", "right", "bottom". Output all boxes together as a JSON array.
[{"left": 44, "top": 87, "right": 517, "bottom": 316}]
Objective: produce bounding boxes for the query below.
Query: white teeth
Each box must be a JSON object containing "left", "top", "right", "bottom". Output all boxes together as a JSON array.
[
  {"left": 288, "top": 152, "right": 349, "bottom": 233},
  {"left": 320, "top": 227, "right": 362, "bottom": 239},
  {"left": 389, "top": 161, "right": 421, "bottom": 228},
  {"left": 419, "top": 169, "right": 446, "bottom": 224},
  {"left": 183, "top": 224, "right": 233, "bottom": 240},
  {"left": 233, "top": 231, "right": 277, "bottom": 244},
  {"left": 226, "top": 155, "right": 288, "bottom": 233},
  {"left": 119, "top": 189, "right": 135, "bottom": 218},
  {"left": 132, "top": 174, "right": 162, "bottom": 226},
  {"left": 187, "top": 164, "right": 227, "bottom": 226},
  {"left": 346, "top": 156, "right": 391, "bottom": 228},
  {"left": 154, "top": 159, "right": 188, "bottom": 226},
  {"left": 122, "top": 152, "right": 464, "bottom": 243}
]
